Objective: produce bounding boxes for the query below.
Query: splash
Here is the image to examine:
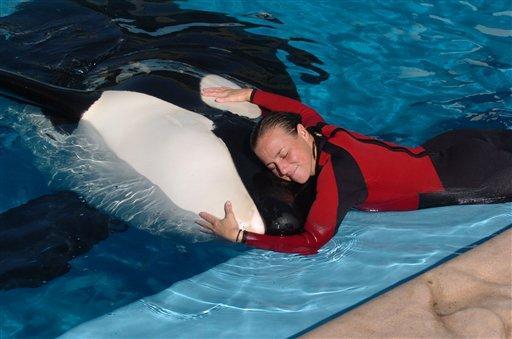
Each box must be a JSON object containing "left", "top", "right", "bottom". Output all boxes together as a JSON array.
[{"left": 1, "top": 103, "right": 210, "bottom": 241}]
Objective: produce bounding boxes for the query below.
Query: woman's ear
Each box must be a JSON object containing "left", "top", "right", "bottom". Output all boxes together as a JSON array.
[{"left": 296, "top": 123, "right": 308, "bottom": 140}]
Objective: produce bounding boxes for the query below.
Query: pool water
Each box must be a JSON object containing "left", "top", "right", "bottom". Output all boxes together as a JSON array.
[{"left": 1, "top": 0, "right": 511, "bottom": 338}]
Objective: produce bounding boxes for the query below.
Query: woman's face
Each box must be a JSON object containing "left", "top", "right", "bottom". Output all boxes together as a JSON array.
[{"left": 254, "top": 124, "right": 315, "bottom": 184}]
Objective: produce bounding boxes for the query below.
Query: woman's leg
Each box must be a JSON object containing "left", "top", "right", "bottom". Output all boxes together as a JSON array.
[{"left": 419, "top": 129, "right": 512, "bottom": 208}]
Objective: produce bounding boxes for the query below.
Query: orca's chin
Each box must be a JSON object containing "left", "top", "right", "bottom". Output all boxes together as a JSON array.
[
  {"left": 267, "top": 213, "right": 304, "bottom": 236},
  {"left": 251, "top": 171, "right": 315, "bottom": 236}
]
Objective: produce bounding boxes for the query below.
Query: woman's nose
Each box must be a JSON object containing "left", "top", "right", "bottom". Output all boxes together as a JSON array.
[{"left": 276, "top": 160, "right": 290, "bottom": 176}]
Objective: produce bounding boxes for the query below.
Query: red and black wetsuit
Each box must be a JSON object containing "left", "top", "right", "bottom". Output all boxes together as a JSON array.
[{"left": 242, "top": 90, "right": 512, "bottom": 255}]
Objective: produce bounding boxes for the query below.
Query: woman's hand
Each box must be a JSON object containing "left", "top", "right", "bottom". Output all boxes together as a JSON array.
[
  {"left": 201, "top": 87, "right": 253, "bottom": 103},
  {"left": 196, "top": 201, "right": 242, "bottom": 242}
]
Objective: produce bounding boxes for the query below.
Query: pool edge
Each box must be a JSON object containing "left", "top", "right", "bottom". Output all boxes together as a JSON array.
[{"left": 295, "top": 223, "right": 512, "bottom": 337}]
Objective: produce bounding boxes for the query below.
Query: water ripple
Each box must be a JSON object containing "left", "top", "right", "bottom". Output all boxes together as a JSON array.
[
  {"left": 113, "top": 19, "right": 244, "bottom": 37},
  {"left": 2, "top": 105, "right": 206, "bottom": 240},
  {"left": 141, "top": 300, "right": 223, "bottom": 320},
  {"left": 475, "top": 24, "right": 512, "bottom": 37}
]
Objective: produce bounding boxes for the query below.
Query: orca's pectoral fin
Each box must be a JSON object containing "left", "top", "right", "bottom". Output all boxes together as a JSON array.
[
  {"left": 199, "top": 74, "right": 262, "bottom": 119},
  {"left": 0, "top": 191, "right": 127, "bottom": 290},
  {"left": 0, "top": 68, "right": 99, "bottom": 124}
]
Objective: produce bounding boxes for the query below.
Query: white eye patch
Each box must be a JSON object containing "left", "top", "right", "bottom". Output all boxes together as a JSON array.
[{"left": 199, "top": 74, "right": 262, "bottom": 119}]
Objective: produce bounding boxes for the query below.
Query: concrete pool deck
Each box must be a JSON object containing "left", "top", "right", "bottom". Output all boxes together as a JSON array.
[{"left": 304, "top": 228, "right": 512, "bottom": 338}]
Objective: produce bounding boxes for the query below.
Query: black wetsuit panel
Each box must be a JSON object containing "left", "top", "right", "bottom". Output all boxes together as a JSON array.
[
  {"left": 322, "top": 141, "right": 368, "bottom": 229},
  {"left": 420, "top": 129, "right": 512, "bottom": 208}
]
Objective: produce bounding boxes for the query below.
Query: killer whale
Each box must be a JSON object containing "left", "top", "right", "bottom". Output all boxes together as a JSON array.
[
  {"left": 0, "top": 0, "right": 326, "bottom": 290},
  {"left": 0, "top": 68, "right": 314, "bottom": 236},
  {"left": 0, "top": 0, "right": 327, "bottom": 96},
  {"left": 0, "top": 0, "right": 327, "bottom": 236}
]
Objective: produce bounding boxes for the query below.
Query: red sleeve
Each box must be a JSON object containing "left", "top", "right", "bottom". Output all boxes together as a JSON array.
[
  {"left": 250, "top": 89, "right": 325, "bottom": 127},
  {"left": 244, "top": 161, "right": 340, "bottom": 255}
]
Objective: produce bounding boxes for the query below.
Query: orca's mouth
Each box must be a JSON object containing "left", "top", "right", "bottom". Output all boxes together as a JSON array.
[{"left": 251, "top": 171, "right": 316, "bottom": 236}]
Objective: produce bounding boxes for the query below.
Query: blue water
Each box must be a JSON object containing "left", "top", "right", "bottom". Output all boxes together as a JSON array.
[{"left": 1, "top": 0, "right": 511, "bottom": 338}]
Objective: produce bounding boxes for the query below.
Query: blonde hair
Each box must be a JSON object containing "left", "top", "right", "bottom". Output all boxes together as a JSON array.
[{"left": 250, "top": 112, "right": 301, "bottom": 150}]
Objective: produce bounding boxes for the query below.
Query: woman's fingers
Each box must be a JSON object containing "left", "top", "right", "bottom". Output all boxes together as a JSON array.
[
  {"left": 197, "top": 225, "right": 215, "bottom": 234},
  {"left": 195, "top": 218, "right": 211, "bottom": 228},
  {"left": 201, "top": 86, "right": 226, "bottom": 91},
  {"left": 201, "top": 87, "right": 230, "bottom": 96},
  {"left": 224, "top": 201, "right": 233, "bottom": 217},
  {"left": 201, "top": 87, "right": 247, "bottom": 103},
  {"left": 195, "top": 217, "right": 217, "bottom": 235},
  {"left": 198, "top": 211, "right": 218, "bottom": 225},
  {"left": 202, "top": 86, "right": 229, "bottom": 92}
]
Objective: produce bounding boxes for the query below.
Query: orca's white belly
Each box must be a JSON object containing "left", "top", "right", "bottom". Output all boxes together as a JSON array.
[{"left": 81, "top": 90, "right": 264, "bottom": 233}]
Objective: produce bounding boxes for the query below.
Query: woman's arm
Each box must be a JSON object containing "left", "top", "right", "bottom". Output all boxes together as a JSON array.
[
  {"left": 243, "top": 159, "right": 342, "bottom": 254},
  {"left": 201, "top": 87, "right": 325, "bottom": 127},
  {"left": 250, "top": 89, "right": 325, "bottom": 127},
  {"left": 197, "top": 160, "right": 360, "bottom": 255}
]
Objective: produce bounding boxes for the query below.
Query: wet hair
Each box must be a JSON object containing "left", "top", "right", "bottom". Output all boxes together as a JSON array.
[{"left": 250, "top": 112, "right": 302, "bottom": 150}]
